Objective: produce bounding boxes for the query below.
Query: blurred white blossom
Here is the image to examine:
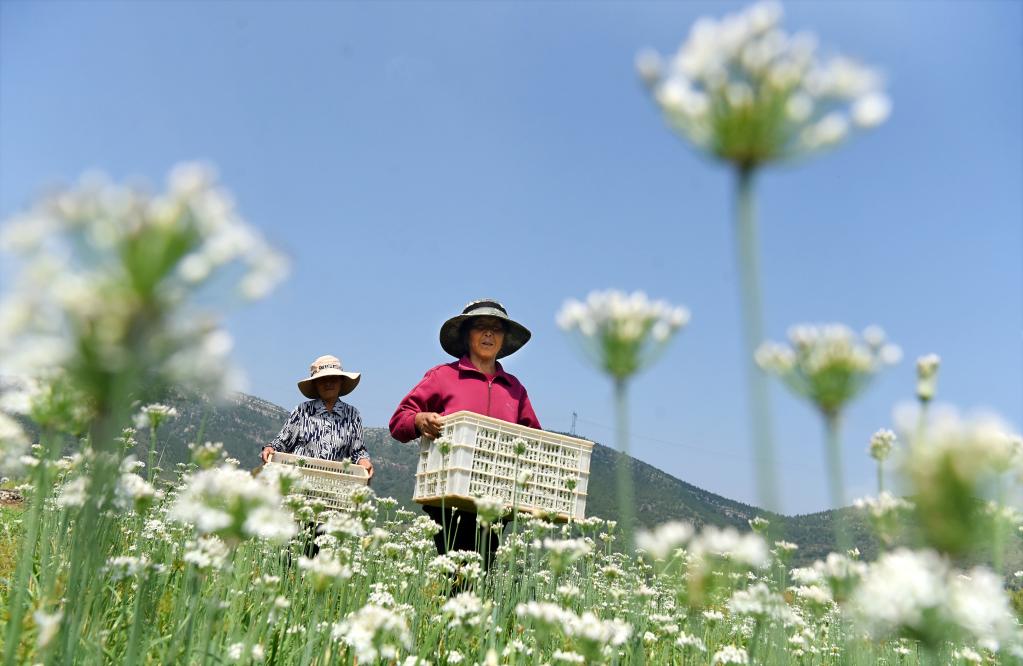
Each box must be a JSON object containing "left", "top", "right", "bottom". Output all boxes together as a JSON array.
[
  {"left": 639, "top": 1, "right": 890, "bottom": 167},
  {"left": 134, "top": 404, "right": 178, "bottom": 430},
  {"left": 0, "top": 412, "right": 30, "bottom": 477},
  {"left": 169, "top": 465, "right": 297, "bottom": 543},
  {"left": 851, "top": 549, "right": 1018, "bottom": 650},
  {"left": 557, "top": 290, "right": 689, "bottom": 380},
  {"left": 690, "top": 525, "right": 769, "bottom": 569},
  {"left": 636, "top": 520, "right": 694, "bottom": 560},
  {"left": 915, "top": 354, "right": 941, "bottom": 403},
  {"left": 756, "top": 324, "right": 900, "bottom": 417},
  {"left": 894, "top": 406, "right": 1021, "bottom": 556},
  {"left": 712, "top": 645, "right": 749, "bottom": 665},
  {"left": 868, "top": 429, "right": 896, "bottom": 462},
  {"left": 333, "top": 603, "right": 411, "bottom": 663},
  {"left": 0, "top": 162, "right": 288, "bottom": 397},
  {"left": 33, "top": 609, "right": 63, "bottom": 649}
]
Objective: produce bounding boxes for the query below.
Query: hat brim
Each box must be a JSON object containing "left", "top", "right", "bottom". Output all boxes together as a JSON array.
[
  {"left": 297, "top": 370, "right": 361, "bottom": 399},
  {"left": 439, "top": 310, "right": 531, "bottom": 359}
]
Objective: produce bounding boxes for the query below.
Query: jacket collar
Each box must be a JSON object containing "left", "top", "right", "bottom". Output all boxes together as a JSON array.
[
  {"left": 456, "top": 356, "right": 511, "bottom": 385},
  {"left": 313, "top": 399, "right": 344, "bottom": 415}
]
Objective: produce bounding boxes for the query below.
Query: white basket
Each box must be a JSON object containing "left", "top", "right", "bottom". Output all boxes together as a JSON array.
[
  {"left": 264, "top": 451, "right": 369, "bottom": 512},
  {"left": 412, "top": 411, "right": 592, "bottom": 522}
]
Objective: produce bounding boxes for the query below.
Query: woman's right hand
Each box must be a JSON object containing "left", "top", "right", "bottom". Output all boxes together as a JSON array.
[
  {"left": 261, "top": 446, "right": 275, "bottom": 463},
  {"left": 414, "top": 412, "right": 444, "bottom": 439}
]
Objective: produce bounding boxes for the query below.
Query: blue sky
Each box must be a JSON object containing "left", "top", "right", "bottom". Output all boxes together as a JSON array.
[{"left": 2, "top": 1, "right": 1020, "bottom": 514}]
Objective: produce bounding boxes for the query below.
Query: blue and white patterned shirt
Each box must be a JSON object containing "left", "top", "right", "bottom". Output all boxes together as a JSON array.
[{"left": 268, "top": 399, "right": 369, "bottom": 463}]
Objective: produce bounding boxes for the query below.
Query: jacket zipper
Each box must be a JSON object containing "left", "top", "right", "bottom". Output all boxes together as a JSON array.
[{"left": 486, "top": 379, "right": 493, "bottom": 416}]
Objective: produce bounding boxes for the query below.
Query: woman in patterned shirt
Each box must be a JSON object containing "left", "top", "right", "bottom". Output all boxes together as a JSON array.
[{"left": 260, "top": 355, "right": 374, "bottom": 481}]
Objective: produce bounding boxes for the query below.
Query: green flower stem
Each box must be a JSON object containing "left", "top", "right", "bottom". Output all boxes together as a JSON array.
[
  {"left": 614, "top": 377, "right": 636, "bottom": 552},
  {"left": 148, "top": 422, "right": 158, "bottom": 483},
  {"left": 734, "top": 165, "right": 780, "bottom": 513},
  {"left": 59, "top": 382, "right": 135, "bottom": 663},
  {"left": 876, "top": 462, "right": 884, "bottom": 494},
  {"left": 993, "top": 475, "right": 1006, "bottom": 576},
  {"left": 2, "top": 434, "right": 54, "bottom": 666},
  {"left": 824, "top": 412, "right": 850, "bottom": 553},
  {"left": 123, "top": 570, "right": 150, "bottom": 665}
]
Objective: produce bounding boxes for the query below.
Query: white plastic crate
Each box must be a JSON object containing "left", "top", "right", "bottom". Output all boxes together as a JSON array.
[
  {"left": 264, "top": 451, "right": 369, "bottom": 512},
  {"left": 413, "top": 411, "right": 592, "bottom": 522}
]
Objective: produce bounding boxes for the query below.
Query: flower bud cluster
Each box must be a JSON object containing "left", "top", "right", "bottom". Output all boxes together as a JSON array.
[{"left": 915, "top": 354, "right": 941, "bottom": 403}]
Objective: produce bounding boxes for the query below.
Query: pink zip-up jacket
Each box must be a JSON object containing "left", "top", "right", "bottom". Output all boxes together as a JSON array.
[{"left": 389, "top": 356, "right": 541, "bottom": 442}]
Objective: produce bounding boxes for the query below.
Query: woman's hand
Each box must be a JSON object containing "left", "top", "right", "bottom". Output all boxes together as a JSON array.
[
  {"left": 414, "top": 412, "right": 444, "bottom": 438},
  {"left": 357, "top": 458, "right": 374, "bottom": 482},
  {"left": 260, "top": 446, "right": 275, "bottom": 463}
]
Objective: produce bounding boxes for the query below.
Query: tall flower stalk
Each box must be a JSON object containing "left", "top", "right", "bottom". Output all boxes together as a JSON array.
[
  {"left": 557, "top": 290, "right": 689, "bottom": 550},
  {"left": 638, "top": 1, "right": 891, "bottom": 511},
  {"left": 756, "top": 324, "right": 900, "bottom": 549},
  {"left": 914, "top": 354, "right": 940, "bottom": 445},
  {"left": 867, "top": 429, "right": 895, "bottom": 494}
]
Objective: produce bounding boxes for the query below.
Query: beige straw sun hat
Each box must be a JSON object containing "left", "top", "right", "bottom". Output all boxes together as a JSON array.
[{"left": 297, "top": 355, "right": 361, "bottom": 399}]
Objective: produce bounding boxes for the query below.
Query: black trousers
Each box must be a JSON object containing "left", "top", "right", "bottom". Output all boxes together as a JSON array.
[{"left": 424, "top": 505, "right": 503, "bottom": 568}]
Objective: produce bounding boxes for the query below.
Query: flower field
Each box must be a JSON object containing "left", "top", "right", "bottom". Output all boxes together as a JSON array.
[
  {"left": 0, "top": 3, "right": 1021, "bottom": 663},
  {"left": 1, "top": 422, "right": 1020, "bottom": 665}
]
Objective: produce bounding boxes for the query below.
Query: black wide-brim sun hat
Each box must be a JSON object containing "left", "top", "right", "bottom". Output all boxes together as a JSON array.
[{"left": 439, "top": 299, "right": 531, "bottom": 359}]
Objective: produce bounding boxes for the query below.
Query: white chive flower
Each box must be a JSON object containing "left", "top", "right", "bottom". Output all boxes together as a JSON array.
[
  {"left": 636, "top": 520, "right": 694, "bottom": 560},
  {"left": 169, "top": 465, "right": 297, "bottom": 543},
  {"left": 134, "top": 403, "right": 179, "bottom": 430},
  {"left": 868, "top": 428, "right": 896, "bottom": 462},
  {"left": 712, "top": 645, "right": 750, "bottom": 665},
  {"left": 332, "top": 604, "right": 412, "bottom": 663},
  {"left": 558, "top": 290, "right": 690, "bottom": 380},
  {"left": 757, "top": 324, "right": 900, "bottom": 417},
  {"left": 639, "top": 1, "right": 890, "bottom": 168}
]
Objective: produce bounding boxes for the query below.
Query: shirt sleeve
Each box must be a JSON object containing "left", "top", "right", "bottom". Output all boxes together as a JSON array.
[
  {"left": 518, "top": 389, "right": 541, "bottom": 430},
  {"left": 388, "top": 368, "right": 441, "bottom": 443},
  {"left": 348, "top": 408, "right": 369, "bottom": 463},
  {"left": 268, "top": 406, "right": 303, "bottom": 454}
]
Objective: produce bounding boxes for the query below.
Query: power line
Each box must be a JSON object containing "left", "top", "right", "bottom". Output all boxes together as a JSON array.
[{"left": 572, "top": 415, "right": 823, "bottom": 474}]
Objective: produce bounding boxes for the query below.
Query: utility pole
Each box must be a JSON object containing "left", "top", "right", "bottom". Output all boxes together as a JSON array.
[{"left": 570, "top": 411, "right": 577, "bottom": 436}]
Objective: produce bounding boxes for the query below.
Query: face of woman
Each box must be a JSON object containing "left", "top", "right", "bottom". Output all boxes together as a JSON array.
[
  {"left": 467, "top": 316, "right": 506, "bottom": 363},
  {"left": 315, "top": 376, "right": 342, "bottom": 402}
]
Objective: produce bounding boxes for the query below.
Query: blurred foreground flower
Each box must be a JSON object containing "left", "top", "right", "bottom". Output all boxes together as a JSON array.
[
  {"left": 638, "top": 1, "right": 890, "bottom": 512},
  {"left": 895, "top": 405, "right": 1021, "bottom": 566},
  {"left": 637, "top": 1, "right": 890, "bottom": 167},
  {"left": 0, "top": 163, "right": 288, "bottom": 394},
  {"left": 853, "top": 491, "right": 911, "bottom": 547},
  {"left": 170, "top": 464, "right": 298, "bottom": 544},
  {"left": 758, "top": 324, "right": 899, "bottom": 547},
  {"left": 850, "top": 548, "right": 1018, "bottom": 653},
  {"left": 0, "top": 162, "right": 288, "bottom": 660},
  {"left": 333, "top": 603, "right": 412, "bottom": 663},
  {"left": 558, "top": 290, "right": 689, "bottom": 547}
]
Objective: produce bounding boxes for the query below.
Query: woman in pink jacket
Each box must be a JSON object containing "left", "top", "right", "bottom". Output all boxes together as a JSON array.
[{"left": 389, "top": 299, "right": 540, "bottom": 564}]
